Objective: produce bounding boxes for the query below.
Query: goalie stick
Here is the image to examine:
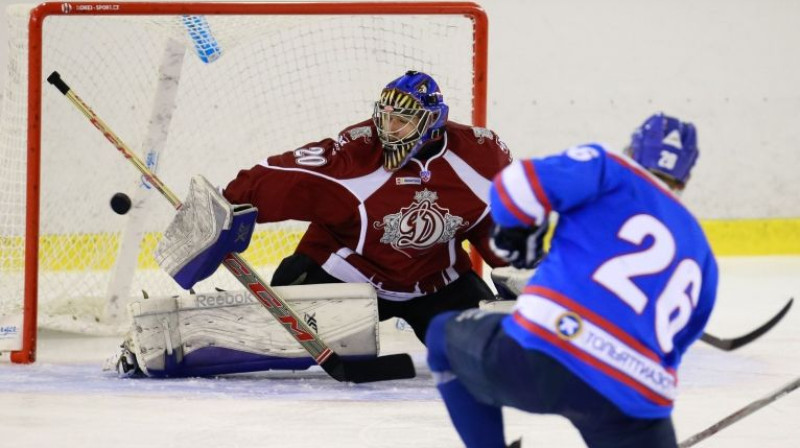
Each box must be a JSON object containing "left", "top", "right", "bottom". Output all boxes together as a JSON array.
[
  {"left": 679, "top": 376, "right": 800, "bottom": 447},
  {"left": 47, "top": 71, "right": 415, "bottom": 384}
]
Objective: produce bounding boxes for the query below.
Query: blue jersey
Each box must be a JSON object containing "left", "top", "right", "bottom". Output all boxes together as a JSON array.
[{"left": 490, "top": 144, "right": 718, "bottom": 419}]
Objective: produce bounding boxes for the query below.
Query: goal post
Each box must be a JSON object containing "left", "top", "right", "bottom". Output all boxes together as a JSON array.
[{"left": 0, "top": 1, "right": 488, "bottom": 364}]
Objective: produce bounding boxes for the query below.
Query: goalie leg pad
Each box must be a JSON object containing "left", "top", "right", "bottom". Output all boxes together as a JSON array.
[
  {"left": 489, "top": 266, "right": 535, "bottom": 300},
  {"left": 126, "top": 283, "right": 379, "bottom": 377},
  {"left": 480, "top": 267, "right": 537, "bottom": 313}
]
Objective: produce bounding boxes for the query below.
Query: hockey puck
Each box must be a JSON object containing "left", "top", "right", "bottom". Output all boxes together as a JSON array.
[{"left": 110, "top": 192, "right": 132, "bottom": 215}]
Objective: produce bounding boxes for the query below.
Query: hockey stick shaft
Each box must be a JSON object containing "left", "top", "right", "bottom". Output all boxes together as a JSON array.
[
  {"left": 679, "top": 376, "right": 800, "bottom": 447},
  {"left": 47, "top": 71, "right": 414, "bottom": 383}
]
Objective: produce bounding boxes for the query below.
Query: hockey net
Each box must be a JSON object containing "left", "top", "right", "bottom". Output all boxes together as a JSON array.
[{"left": 0, "top": 2, "right": 487, "bottom": 362}]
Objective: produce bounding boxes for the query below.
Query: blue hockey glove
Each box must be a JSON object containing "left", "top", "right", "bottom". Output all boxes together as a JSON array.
[{"left": 489, "top": 222, "right": 548, "bottom": 269}]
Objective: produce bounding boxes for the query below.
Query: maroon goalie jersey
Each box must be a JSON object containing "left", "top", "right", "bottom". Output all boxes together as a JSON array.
[{"left": 224, "top": 119, "right": 512, "bottom": 301}]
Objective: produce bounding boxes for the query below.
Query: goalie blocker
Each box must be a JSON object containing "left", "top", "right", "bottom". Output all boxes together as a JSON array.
[
  {"left": 115, "top": 283, "right": 380, "bottom": 377},
  {"left": 155, "top": 174, "right": 258, "bottom": 290}
]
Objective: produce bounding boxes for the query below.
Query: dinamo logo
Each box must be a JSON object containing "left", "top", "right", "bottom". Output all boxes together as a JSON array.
[{"left": 374, "top": 189, "right": 467, "bottom": 257}]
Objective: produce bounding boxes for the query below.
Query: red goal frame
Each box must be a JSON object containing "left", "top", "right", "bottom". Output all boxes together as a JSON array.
[{"left": 16, "top": 1, "right": 488, "bottom": 363}]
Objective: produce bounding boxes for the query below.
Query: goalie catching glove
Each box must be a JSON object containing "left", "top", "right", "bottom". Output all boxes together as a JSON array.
[
  {"left": 489, "top": 221, "right": 548, "bottom": 270},
  {"left": 154, "top": 175, "right": 257, "bottom": 289}
]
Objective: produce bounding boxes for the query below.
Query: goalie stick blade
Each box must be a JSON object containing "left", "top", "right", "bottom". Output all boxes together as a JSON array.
[
  {"left": 321, "top": 353, "right": 416, "bottom": 384},
  {"left": 700, "top": 297, "right": 793, "bottom": 351}
]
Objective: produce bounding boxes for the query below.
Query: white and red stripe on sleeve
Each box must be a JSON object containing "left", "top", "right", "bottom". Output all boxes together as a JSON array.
[{"left": 493, "top": 159, "right": 552, "bottom": 227}]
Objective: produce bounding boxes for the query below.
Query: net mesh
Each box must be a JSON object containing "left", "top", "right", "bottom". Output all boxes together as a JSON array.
[{"left": 0, "top": 4, "right": 478, "bottom": 337}]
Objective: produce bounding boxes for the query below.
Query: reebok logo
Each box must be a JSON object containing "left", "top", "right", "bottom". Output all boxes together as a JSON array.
[
  {"left": 663, "top": 129, "right": 683, "bottom": 149},
  {"left": 196, "top": 292, "right": 257, "bottom": 308}
]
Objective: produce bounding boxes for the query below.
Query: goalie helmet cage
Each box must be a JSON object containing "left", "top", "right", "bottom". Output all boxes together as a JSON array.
[{"left": 0, "top": 2, "right": 488, "bottom": 363}]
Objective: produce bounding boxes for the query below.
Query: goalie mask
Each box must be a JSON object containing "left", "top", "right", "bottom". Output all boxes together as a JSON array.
[
  {"left": 627, "top": 112, "right": 699, "bottom": 186},
  {"left": 373, "top": 71, "right": 449, "bottom": 171}
]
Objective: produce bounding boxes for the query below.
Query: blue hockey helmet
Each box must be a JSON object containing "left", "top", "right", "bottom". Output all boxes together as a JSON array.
[
  {"left": 628, "top": 113, "right": 699, "bottom": 186},
  {"left": 373, "top": 70, "right": 449, "bottom": 170}
]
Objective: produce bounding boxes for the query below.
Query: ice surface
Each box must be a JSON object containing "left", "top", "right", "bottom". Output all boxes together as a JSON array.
[{"left": 1, "top": 257, "right": 798, "bottom": 448}]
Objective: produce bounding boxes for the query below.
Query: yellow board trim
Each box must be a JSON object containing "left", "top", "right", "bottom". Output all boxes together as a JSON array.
[
  {"left": 701, "top": 218, "right": 800, "bottom": 256},
  {"left": 0, "top": 229, "right": 305, "bottom": 271},
  {"left": 1, "top": 218, "right": 799, "bottom": 272},
  {"left": 521, "top": 217, "right": 800, "bottom": 257}
]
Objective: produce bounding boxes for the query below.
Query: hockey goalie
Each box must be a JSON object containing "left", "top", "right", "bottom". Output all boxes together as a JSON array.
[{"left": 107, "top": 176, "right": 381, "bottom": 377}]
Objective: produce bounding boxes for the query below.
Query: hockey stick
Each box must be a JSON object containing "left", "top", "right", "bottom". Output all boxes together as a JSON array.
[
  {"left": 678, "top": 376, "right": 800, "bottom": 447},
  {"left": 490, "top": 269, "right": 793, "bottom": 352},
  {"left": 47, "top": 71, "right": 415, "bottom": 383},
  {"left": 699, "top": 297, "right": 793, "bottom": 351}
]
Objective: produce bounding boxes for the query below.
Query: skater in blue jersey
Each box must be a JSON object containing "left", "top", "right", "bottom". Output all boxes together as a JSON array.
[{"left": 426, "top": 113, "right": 718, "bottom": 448}]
